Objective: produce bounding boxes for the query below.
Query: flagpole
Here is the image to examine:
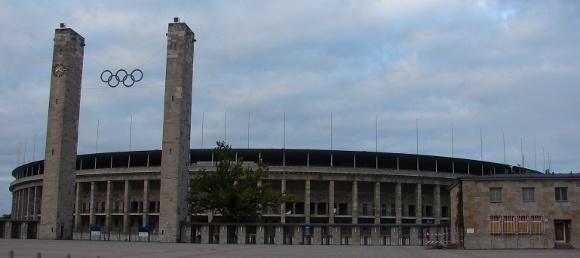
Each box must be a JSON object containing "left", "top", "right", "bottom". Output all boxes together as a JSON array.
[
  {"left": 416, "top": 119, "right": 419, "bottom": 171},
  {"left": 480, "top": 128, "right": 483, "bottom": 161},
  {"left": 283, "top": 112, "right": 286, "bottom": 149},
  {"left": 503, "top": 133, "right": 506, "bottom": 164},
  {"left": 247, "top": 111, "right": 250, "bottom": 149},
  {"left": 32, "top": 133, "right": 36, "bottom": 161},
  {"left": 96, "top": 120, "right": 99, "bottom": 153},
  {"left": 17, "top": 141, "right": 21, "bottom": 166},
  {"left": 201, "top": 112, "right": 204, "bottom": 149},
  {"left": 224, "top": 112, "right": 227, "bottom": 143},
  {"left": 416, "top": 119, "right": 418, "bottom": 155},
  {"left": 451, "top": 123, "right": 454, "bottom": 158},
  {"left": 23, "top": 138, "right": 27, "bottom": 164},
  {"left": 375, "top": 115, "right": 378, "bottom": 153},
  {"left": 330, "top": 113, "right": 334, "bottom": 168},
  {"left": 521, "top": 138, "right": 524, "bottom": 169},
  {"left": 534, "top": 142, "right": 537, "bottom": 171},
  {"left": 543, "top": 147, "right": 545, "bottom": 173},
  {"left": 129, "top": 116, "right": 133, "bottom": 151}
]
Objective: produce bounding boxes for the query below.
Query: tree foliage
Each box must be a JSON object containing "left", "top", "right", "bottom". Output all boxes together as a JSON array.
[{"left": 188, "top": 141, "right": 292, "bottom": 223}]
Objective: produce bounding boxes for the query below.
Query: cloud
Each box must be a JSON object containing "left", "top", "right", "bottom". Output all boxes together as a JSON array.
[{"left": 1, "top": 0, "right": 580, "bottom": 215}]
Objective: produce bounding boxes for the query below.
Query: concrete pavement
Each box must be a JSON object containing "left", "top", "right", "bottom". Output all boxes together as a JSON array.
[{"left": 1, "top": 239, "right": 578, "bottom": 258}]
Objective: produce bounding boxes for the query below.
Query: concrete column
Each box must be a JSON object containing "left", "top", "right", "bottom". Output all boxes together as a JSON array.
[
  {"left": 352, "top": 181, "right": 358, "bottom": 224},
  {"left": 143, "top": 180, "right": 149, "bottom": 226},
  {"left": 416, "top": 183, "right": 422, "bottom": 224},
  {"left": 275, "top": 226, "right": 283, "bottom": 244},
  {"left": 33, "top": 186, "right": 40, "bottom": 220},
  {"left": 22, "top": 189, "right": 27, "bottom": 219},
  {"left": 305, "top": 180, "right": 311, "bottom": 224},
  {"left": 219, "top": 225, "right": 228, "bottom": 244},
  {"left": 371, "top": 226, "right": 380, "bottom": 246},
  {"left": 21, "top": 189, "right": 26, "bottom": 219},
  {"left": 434, "top": 184, "right": 441, "bottom": 224},
  {"left": 105, "top": 181, "right": 112, "bottom": 232},
  {"left": 333, "top": 227, "right": 341, "bottom": 245},
  {"left": 16, "top": 190, "right": 21, "bottom": 219},
  {"left": 74, "top": 183, "right": 81, "bottom": 230},
  {"left": 410, "top": 227, "right": 419, "bottom": 245},
  {"left": 295, "top": 226, "right": 302, "bottom": 245},
  {"left": 390, "top": 227, "right": 398, "bottom": 245},
  {"left": 20, "top": 189, "right": 26, "bottom": 219},
  {"left": 123, "top": 180, "right": 130, "bottom": 233},
  {"left": 396, "top": 183, "right": 402, "bottom": 224},
  {"left": 280, "top": 179, "right": 286, "bottom": 223},
  {"left": 21, "top": 221, "right": 29, "bottom": 239},
  {"left": 26, "top": 188, "right": 32, "bottom": 219},
  {"left": 14, "top": 190, "right": 19, "bottom": 219},
  {"left": 237, "top": 226, "right": 245, "bottom": 244},
  {"left": 257, "top": 226, "right": 265, "bottom": 244},
  {"left": 89, "top": 181, "right": 96, "bottom": 226},
  {"left": 11, "top": 192, "right": 16, "bottom": 219},
  {"left": 23, "top": 189, "right": 28, "bottom": 219},
  {"left": 313, "top": 226, "right": 321, "bottom": 245},
  {"left": 374, "top": 182, "right": 380, "bottom": 224},
  {"left": 329, "top": 180, "right": 335, "bottom": 224},
  {"left": 353, "top": 226, "right": 361, "bottom": 245},
  {"left": 199, "top": 225, "right": 208, "bottom": 244}
]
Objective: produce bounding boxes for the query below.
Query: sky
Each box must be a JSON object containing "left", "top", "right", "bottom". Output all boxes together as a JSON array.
[{"left": 1, "top": 0, "right": 579, "bottom": 215}]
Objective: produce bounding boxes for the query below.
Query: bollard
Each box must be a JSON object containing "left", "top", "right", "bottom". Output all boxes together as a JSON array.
[
  {"left": 36, "top": 252, "right": 42, "bottom": 258},
  {"left": 65, "top": 254, "right": 71, "bottom": 258},
  {"left": 8, "top": 250, "right": 14, "bottom": 258}
]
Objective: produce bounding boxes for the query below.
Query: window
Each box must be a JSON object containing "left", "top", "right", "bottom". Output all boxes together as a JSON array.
[
  {"left": 425, "top": 206, "right": 433, "bottom": 217},
  {"left": 441, "top": 206, "right": 449, "bottom": 218},
  {"left": 555, "top": 187, "right": 568, "bottom": 201},
  {"left": 408, "top": 205, "right": 415, "bottom": 217},
  {"left": 522, "top": 188, "right": 535, "bottom": 202},
  {"left": 490, "top": 215, "right": 501, "bottom": 234},
  {"left": 517, "top": 215, "right": 528, "bottom": 234},
  {"left": 491, "top": 214, "right": 544, "bottom": 235},
  {"left": 503, "top": 215, "right": 515, "bottom": 234},
  {"left": 530, "top": 215, "right": 543, "bottom": 234},
  {"left": 338, "top": 203, "right": 347, "bottom": 215},
  {"left": 317, "top": 202, "right": 327, "bottom": 215},
  {"left": 490, "top": 188, "right": 502, "bottom": 203}
]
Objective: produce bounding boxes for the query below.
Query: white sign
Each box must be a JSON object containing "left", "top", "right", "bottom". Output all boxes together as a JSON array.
[
  {"left": 91, "top": 231, "right": 101, "bottom": 236},
  {"left": 139, "top": 232, "right": 149, "bottom": 238},
  {"left": 466, "top": 228, "right": 475, "bottom": 234}
]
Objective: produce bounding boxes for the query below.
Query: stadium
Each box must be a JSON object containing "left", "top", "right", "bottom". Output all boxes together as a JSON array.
[{"left": 7, "top": 147, "right": 525, "bottom": 245}]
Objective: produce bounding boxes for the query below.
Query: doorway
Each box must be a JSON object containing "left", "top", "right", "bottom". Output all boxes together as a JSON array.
[{"left": 554, "top": 220, "right": 570, "bottom": 244}]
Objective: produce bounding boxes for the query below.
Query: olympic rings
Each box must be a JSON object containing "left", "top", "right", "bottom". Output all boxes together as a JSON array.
[{"left": 100, "top": 69, "right": 143, "bottom": 87}]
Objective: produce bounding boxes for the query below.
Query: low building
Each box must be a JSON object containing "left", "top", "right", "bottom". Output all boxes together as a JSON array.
[{"left": 450, "top": 174, "right": 579, "bottom": 249}]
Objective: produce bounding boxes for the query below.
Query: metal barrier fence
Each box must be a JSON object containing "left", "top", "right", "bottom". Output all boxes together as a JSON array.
[
  {"left": 72, "top": 230, "right": 159, "bottom": 242},
  {"left": 423, "top": 228, "right": 462, "bottom": 248}
]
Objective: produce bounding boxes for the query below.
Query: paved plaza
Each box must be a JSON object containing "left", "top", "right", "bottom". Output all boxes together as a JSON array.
[{"left": 1, "top": 239, "right": 579, "bottom": 258}]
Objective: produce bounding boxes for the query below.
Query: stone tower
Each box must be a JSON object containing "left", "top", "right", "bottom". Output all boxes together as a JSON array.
[
  {"left": 159, "top": 19, "right": 195, "bottom": 243},
  {"left": 38, "top": 26, "right": 85, "bottom": 240}
]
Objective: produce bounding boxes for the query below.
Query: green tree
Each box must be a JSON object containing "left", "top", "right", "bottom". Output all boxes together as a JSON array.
[{"left": 188, "top": 141, "right": 292, "bottom": 223}]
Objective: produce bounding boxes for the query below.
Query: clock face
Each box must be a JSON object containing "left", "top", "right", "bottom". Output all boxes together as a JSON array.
[{"left": 52, "top": 63, "right": 66, "bottom": 77}]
